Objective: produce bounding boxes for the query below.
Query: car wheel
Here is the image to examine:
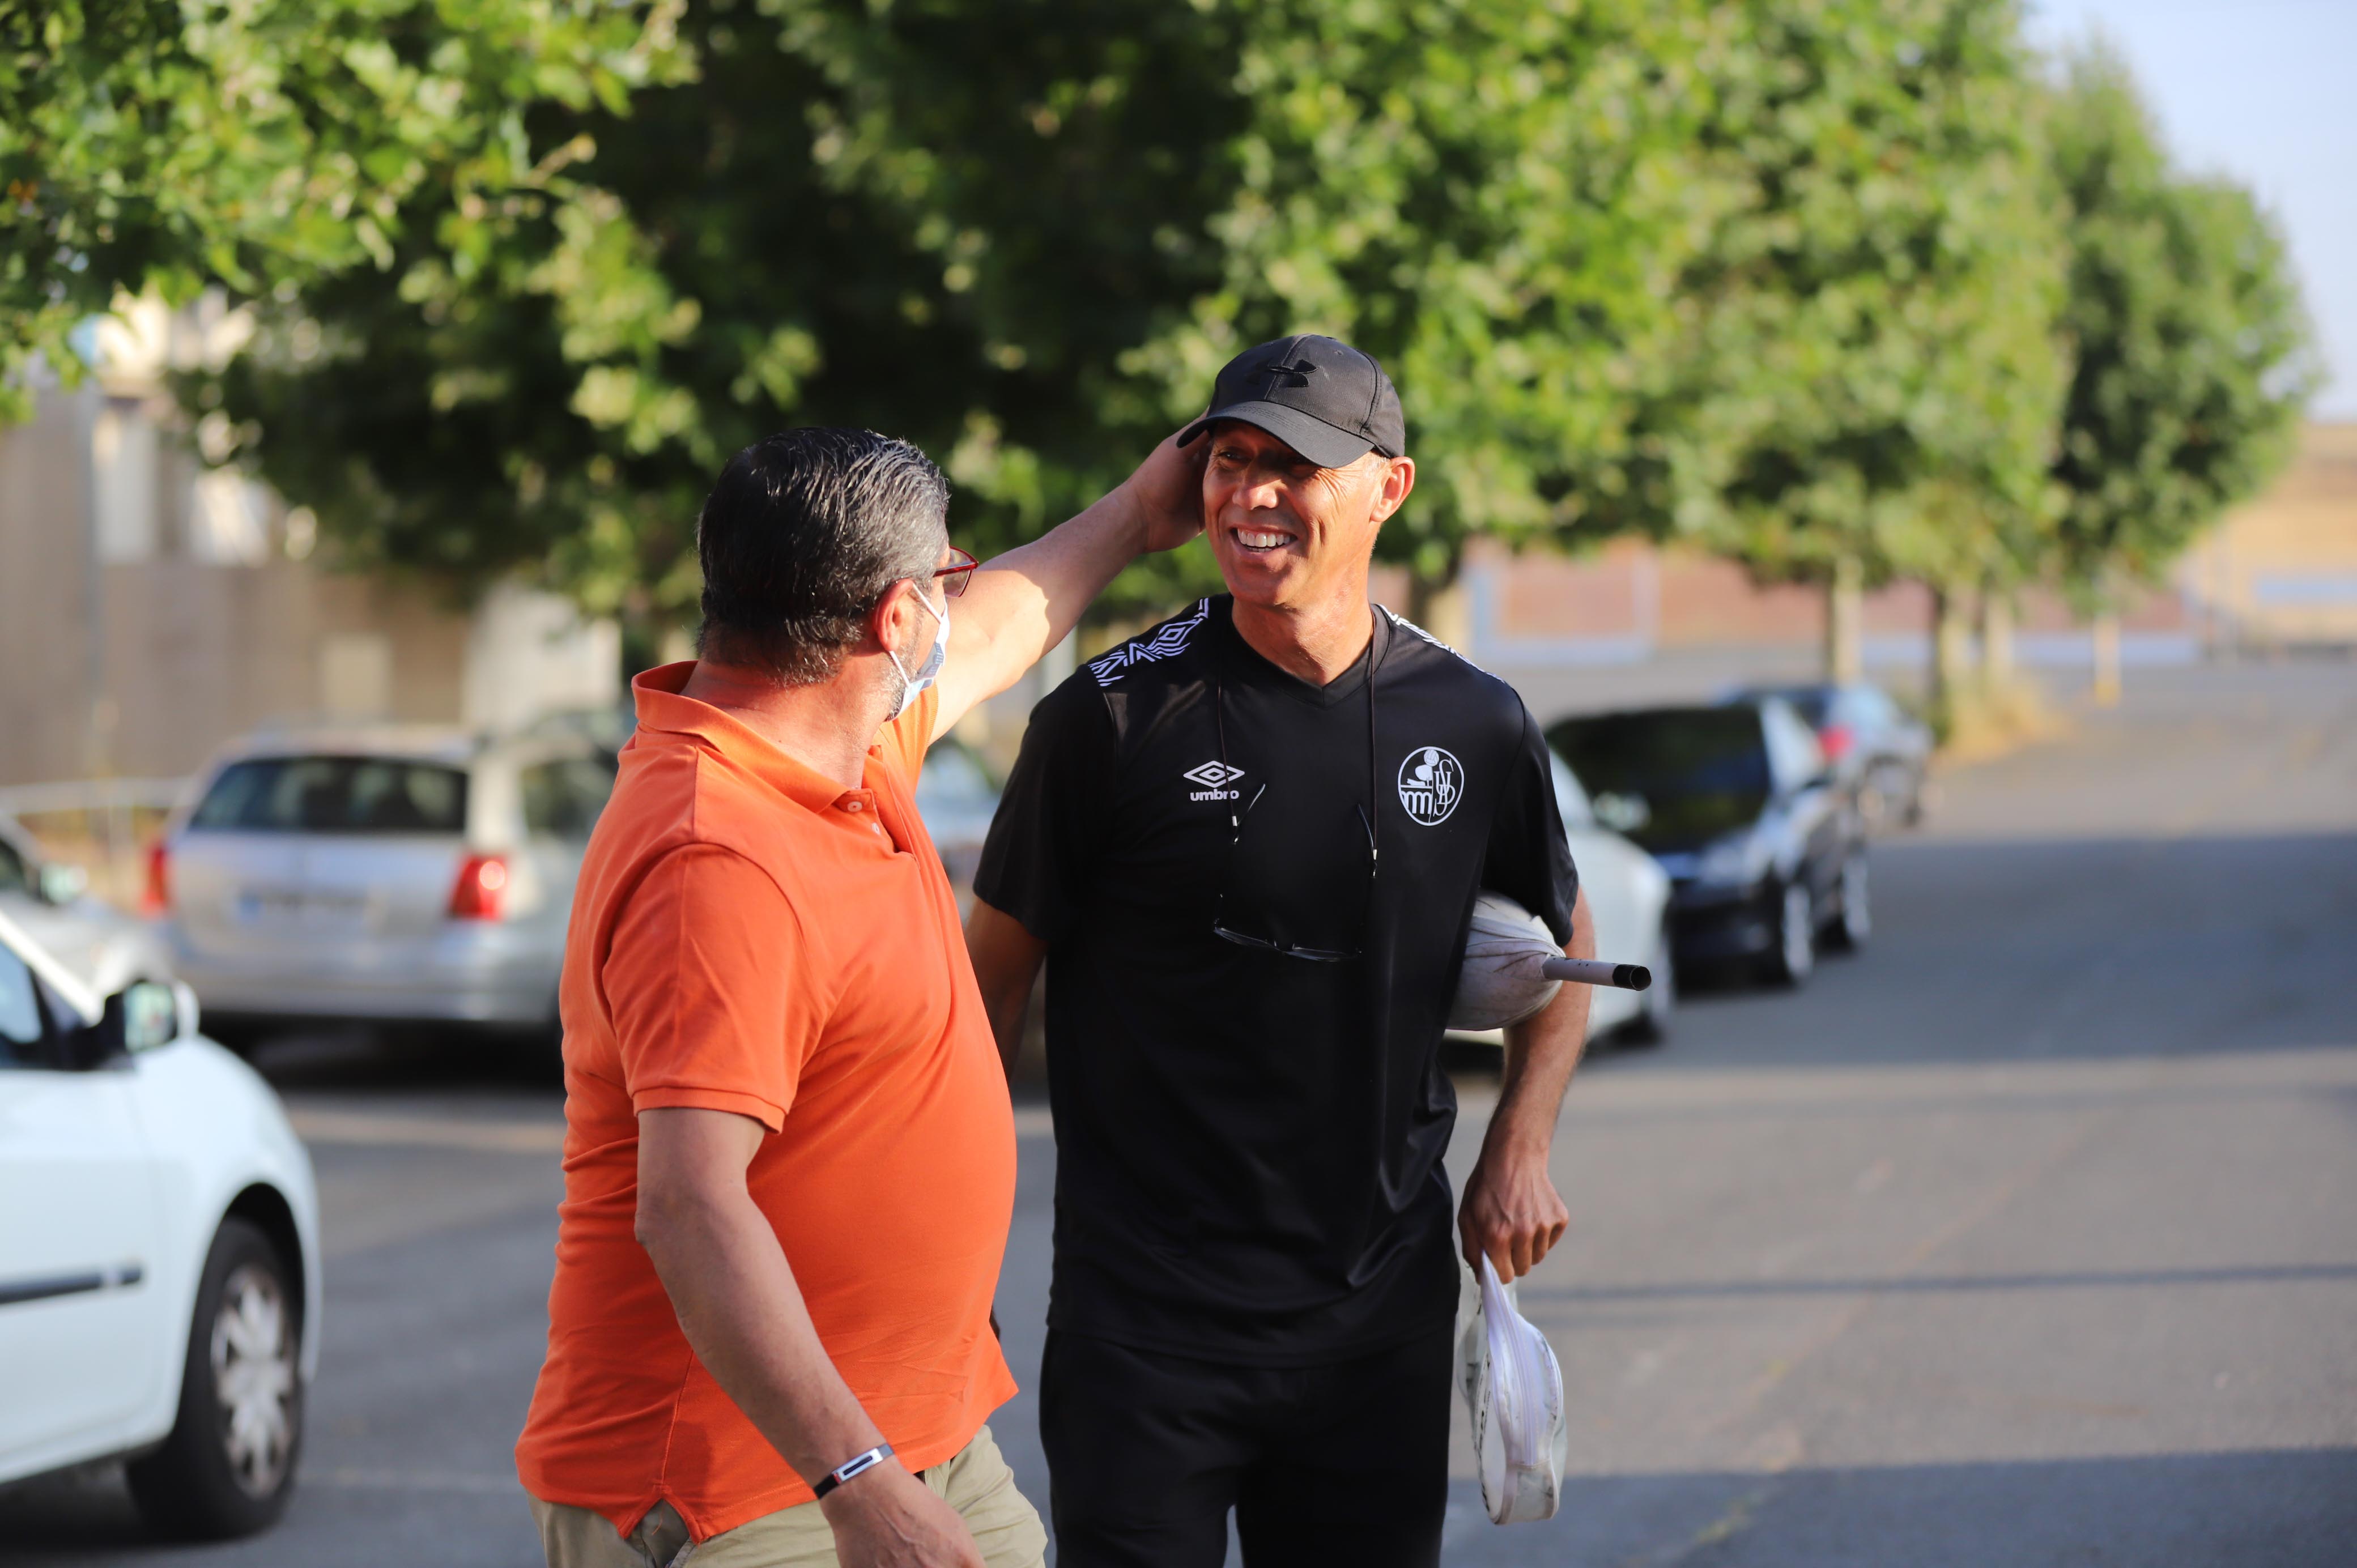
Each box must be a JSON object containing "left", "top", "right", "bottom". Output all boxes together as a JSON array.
[
  {"left": 126, "top": 1218, "right": 303, "bottom": 1541},
  {"left": 1821, "top": 850, "right": 1870, "bottom": 952},
  {"left": 1858, "top": 761, "right": 1904, "bottom": 832},
  {"left": 1623, "top": 923, "right": 1675, "bottom": 1046},
  {"left": 1759, "top": 881, "right": 1815, "bottom": 987}
]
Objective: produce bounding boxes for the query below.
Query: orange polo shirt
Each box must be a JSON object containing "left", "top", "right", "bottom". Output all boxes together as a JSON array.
[{"left": 514, "top": 664, "right": 1017, "bottom": 1542}]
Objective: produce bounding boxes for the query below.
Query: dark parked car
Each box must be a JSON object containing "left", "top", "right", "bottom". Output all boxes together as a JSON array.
[
  {"left": 1546, "top": 698, "right": 1866, "bottom": 986},
  {"left": 1731, "top": 681, "right": 1931, "bottom": 830}
]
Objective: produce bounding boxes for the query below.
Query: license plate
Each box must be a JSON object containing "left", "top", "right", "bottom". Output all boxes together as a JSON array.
[{"left": 235, "top": 887, "right": 370, "bottom": 927}]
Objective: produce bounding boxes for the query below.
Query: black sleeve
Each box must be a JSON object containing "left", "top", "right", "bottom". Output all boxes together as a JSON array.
[
  {"left": 1481, "top": 702, "right": 1581, "bottom": 945},
  {"left": 973, "top": 674, "right": 1117, "bottom": 944}
]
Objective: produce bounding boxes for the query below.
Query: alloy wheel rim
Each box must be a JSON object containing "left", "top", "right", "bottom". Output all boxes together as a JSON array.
[
  {"left": 210, "top": 1262, "right": 297, "bottom": 1498},
  {"left": 1783, "top": 885, "right": 1814, "bottom": 977}
]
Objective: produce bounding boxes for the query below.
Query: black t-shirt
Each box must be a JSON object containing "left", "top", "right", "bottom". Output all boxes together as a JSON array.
[{"left": 975, "top": 595, "right": 1579, "bottom": 1365}]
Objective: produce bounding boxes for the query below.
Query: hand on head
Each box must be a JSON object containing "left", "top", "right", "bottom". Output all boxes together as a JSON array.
[{"left": 1124, "top": 424, "right": 1215, "bottom": 555}]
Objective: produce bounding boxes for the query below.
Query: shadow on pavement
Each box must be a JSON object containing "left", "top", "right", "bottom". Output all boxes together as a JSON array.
[{"left": 1442, "top": 1446, "right": 2357, "bottom": 1567}]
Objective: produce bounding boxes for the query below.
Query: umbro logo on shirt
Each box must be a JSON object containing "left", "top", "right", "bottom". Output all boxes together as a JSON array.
[{"left": 1182, "top": 761, "right": 1245, "bottom": 801}]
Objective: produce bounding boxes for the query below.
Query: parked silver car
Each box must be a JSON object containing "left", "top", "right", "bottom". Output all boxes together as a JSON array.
[
  {"left": 0, "top": 813, "right": 171, "bottom": 995},
  {"left": 155, "top": 724, "right": 616, "bottom": 1039},
  {"left": 1730, "top": 681, "right": 1931, "bottom": 830}
]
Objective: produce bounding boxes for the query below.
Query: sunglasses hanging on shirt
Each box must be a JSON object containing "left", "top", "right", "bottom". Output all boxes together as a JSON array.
[{"left": 1207, "top": 645, "right": 1381, "bottom": 964}]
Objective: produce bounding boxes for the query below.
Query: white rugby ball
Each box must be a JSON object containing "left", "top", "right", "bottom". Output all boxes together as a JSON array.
[{"left": 1449, "top": 892, "right": 1564, "bottom": 1032}]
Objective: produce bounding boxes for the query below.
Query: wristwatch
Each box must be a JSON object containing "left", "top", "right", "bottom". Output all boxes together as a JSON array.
[{"left": 814, "top": 1443, "right": 895, "bottom": 1499}]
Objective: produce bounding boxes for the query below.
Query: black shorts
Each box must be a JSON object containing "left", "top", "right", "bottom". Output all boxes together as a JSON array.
[{"left": 1038, "top": 1326, "right": 1454, "bottom": 1568}]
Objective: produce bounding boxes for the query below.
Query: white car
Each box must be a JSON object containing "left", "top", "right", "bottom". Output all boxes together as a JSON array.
[
  {"left": 1456, "top": 753, "right": 1674, "bottom": 1047},
  {"left": 0, "top": 906, "right": 320, "bottom": 1539},
  {"left": 0, "top": 814, "right": 172, "bottom": 995},
  {"left": 1550, "top": 751, "right": 1675, "bottom": 1043},
  {"left": 156, "top": 723, "right": 617, "bottom": 1040}
]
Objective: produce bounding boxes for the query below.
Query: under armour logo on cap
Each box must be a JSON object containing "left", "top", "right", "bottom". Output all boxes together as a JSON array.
[
  {"left": 1259, "top": 359, "right": 1318, "bottom": 392},
  {"left": 1179, "top": 334, "right": 1406, "bottom": 471}
]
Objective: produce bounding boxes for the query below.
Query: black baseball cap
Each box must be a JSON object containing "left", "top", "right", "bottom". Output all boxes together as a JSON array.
[{"left": 1178, "top": 334, "right": 1406, "bottom": 470}]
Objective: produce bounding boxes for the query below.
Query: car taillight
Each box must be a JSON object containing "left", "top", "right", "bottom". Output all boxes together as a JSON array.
[
  {"left": 143, "top": 840, "right": 171, "bottom": 913},
  {"left": 449, "top": 853, "right": 509, "bottom": 921},
  {"left": 1819, "top": 723, "right": 1854, "bottom": 761}
]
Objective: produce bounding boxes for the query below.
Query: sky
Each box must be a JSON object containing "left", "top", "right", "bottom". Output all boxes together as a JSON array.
[{"left": 2026, "top": 0, "right": 2357, "bottom": 420}]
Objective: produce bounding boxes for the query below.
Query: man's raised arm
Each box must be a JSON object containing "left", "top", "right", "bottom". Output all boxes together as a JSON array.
[{"left": 927, "top": 430, "right": 1208, "bottom": 743}]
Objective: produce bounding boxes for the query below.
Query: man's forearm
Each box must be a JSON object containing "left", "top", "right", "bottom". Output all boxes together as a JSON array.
[
  {"left": 969, "top": 487, "right": 1148, "bottom": 674},
  {"left": 929, "top": 430, "right": 1203, "bottom": 737},
  {"left": 640, "top": 1183, "right": 882, "bottom": 1485},
  {"left": 1490, "top": 888, "right": 1597, "bottom": 1153},
  {"left": 965, "top": 900, "right": 1048, "bottom": 1076}
]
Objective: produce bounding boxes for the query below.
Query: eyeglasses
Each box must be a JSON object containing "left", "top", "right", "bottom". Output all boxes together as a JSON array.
[
  {"left": 1207, "top": 659, "right": 1381, "bottom": 964},
  {"left": 933, "top": 546, "right": 979, "bottom": 599}
]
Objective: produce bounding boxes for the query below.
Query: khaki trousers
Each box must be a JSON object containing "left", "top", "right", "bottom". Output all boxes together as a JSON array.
[{"left": 529, "top": 1426, "right": 1046, "bottom": 1568}]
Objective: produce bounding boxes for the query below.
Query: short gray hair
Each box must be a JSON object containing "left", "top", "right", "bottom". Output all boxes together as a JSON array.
[{"left": 695, "top": 429, "right": 950, "bottom": 685}]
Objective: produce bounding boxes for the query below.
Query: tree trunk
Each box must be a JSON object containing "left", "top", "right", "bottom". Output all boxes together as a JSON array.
[
  {"left": 1929, "top": 583, "right": 1975, "bottom": 733},
  {"left": 2091, "top": 610, "right": 2121, "bottom": 707},
  {"left": 1980, "top": 588, "right": 2015, "bottom": 688},
  {"left": 1825, "top": 554, "right": 1864, "bottom": 684},
  {"left": 1406, "top": 561, "right": 1471, "bottom": 651}
]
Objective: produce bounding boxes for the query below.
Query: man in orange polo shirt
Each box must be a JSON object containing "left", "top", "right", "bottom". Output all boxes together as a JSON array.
[{"left": 516, "top": 427, "right": 1204, "bottom": 1567}]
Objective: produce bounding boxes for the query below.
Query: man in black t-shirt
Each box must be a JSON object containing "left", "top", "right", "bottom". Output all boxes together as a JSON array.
[{"left": 967, "top": 335, "right": 1595, "bottom": 1568}]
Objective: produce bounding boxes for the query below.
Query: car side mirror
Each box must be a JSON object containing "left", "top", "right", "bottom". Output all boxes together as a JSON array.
[
  {"left": 38, "top": 862, "right": 88, "bottom": 905},
  {"left": 61, "top": 979, "right": 190, "bottom": 1069}
]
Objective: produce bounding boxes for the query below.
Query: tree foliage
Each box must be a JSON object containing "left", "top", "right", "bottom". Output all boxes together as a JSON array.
[
  {"left": 183, "top": 0, "right": 1254, "bottom": 626},
  {"left": 0, "top": 0, "right": 683, "bottom": 421},
  {"left": 2043, "top": 41, "right": 2315, "bottom": 594},
  {"left": 1120, "top": 0, "right": 1729, "bottom": 594},
  {"left": 5, "top": 0, "right": 2320, "bottom": 646},
  {"left": 191, "top": 0, "right": 1731, "bottom": 624},
  {"left": 1636, "top": 0, "right": 2068, "bottom": 600}
]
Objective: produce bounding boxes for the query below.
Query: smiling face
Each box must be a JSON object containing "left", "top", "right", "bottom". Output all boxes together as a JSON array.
[{"left": 1202, "top": 421, "right": 1415, "bottom": 612}]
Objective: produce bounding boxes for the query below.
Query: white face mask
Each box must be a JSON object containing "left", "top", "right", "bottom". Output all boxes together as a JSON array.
[{"left": 886, "top": 580, "right": 951, "bottom": 721}]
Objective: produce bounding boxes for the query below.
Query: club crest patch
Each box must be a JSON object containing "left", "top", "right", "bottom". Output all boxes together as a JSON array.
[{"left": 1397, "top": 747, "right": 1463, "bottom": 825}]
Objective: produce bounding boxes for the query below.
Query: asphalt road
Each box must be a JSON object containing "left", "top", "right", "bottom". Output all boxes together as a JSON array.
[{"left": 6, "top": 661, "right": 2354, "bottom": 1566}]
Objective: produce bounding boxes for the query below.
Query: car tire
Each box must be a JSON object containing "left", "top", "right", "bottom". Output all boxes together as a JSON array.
[
  {"left": 1820, "top": 850, "right": 1870, "bottom": 952},
  {"left": 1623, "top": 923, "right": 1675, "bottom": 1046},
  {"left": 126, "top": 1217, "right": 304, "bottom": 1541},
  {"left": 1859, "top": 761, "right": 1907, "bottom": 832},
  {"left": 1895, "top": 762, "right": 1928, "bottom": 828},
  {"left": 1759, "top": 881, "right": 1815, "bottom": 988}
]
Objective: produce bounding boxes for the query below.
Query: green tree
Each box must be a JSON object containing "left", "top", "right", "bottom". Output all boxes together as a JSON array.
[
  {"left": 1632, "top": 0, "right": 2068, "bottom": 703},
  {"left": 184, "top": 0, "right": 1252, "bottom": 638},
  {"left": 2043, "top": 41, "right": 2315, "bottom": 696},
  {"left": 189, "top": 0, "right": 1730, "bottom": 645},
  {"left": 0, "top": 0, "right": 682, "bottom": 421},
  {"left": 1120, "top": 0, "right": 1729, "bottom": 630}
]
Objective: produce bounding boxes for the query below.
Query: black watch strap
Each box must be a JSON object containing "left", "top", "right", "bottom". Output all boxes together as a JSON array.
[{"left": 813, "top": 1443, "right": 894, "bottom": 1499}]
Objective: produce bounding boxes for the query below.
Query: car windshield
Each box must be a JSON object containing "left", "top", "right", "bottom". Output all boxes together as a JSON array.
[
  {"left": 1545, "top": 708, "right": 1769, "bottom": 852},
  {"left": 191, "top": 756, "right": 469, "bottom": 835}
]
